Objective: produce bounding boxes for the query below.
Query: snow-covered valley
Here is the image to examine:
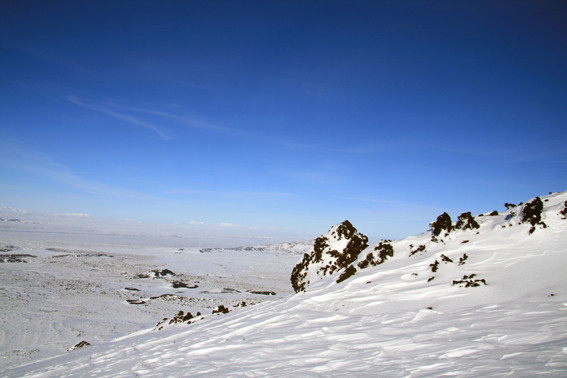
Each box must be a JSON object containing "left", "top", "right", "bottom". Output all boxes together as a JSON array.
[
  {"left": 2, "top": 191, "right": 567, "bottom": 376},
  {"left": 0, "top": 213, "right": 309, "bottom": 371}
]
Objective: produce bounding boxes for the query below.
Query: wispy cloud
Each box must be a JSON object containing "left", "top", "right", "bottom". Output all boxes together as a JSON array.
[
  {"left": 98, "top": 102, "right": 230, "bottom": 133},
  {"left": 0, "top": 144, "right": 156, "bottom": 200},
  {"left": 65, "top": 96, "right": 171, "bottom": 140}
]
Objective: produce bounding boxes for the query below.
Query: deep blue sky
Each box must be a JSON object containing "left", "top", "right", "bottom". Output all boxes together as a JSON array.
[{"left": 1, "top": 0, "right": 566, "bottom": 239}]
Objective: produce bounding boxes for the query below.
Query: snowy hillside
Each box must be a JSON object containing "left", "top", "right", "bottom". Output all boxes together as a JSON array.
[{"left": 3, "top": 192, "right": 567, "bottom": 376}]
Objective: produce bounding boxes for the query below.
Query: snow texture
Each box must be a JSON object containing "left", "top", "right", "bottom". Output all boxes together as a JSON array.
[{"left": 2, "top": 191, "right": 567, "bottom": 376}]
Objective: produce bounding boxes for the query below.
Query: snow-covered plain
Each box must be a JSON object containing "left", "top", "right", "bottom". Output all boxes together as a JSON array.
[
  {"left": 2, "top": 192, "right": 567, "bottom": 376},
  {"left": 0, "top": 211, "right": 309, "bottom": 371}
]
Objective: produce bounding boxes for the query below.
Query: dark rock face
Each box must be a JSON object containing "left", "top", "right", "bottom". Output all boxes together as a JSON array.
[
  {"left": 521, "top": 197, "right": 546, "bottom": 234},
  {"left": 68, "top": 340, "right": 90, "bottom": 351},
  {"left": 336, "top": 265, "right": 357, "bottom": 283},
  {"left": 455, "top": 212, "right": 480, "bottom": 231},
  {"left": 212, "top": 305, "right": 230, "bottom": 314},
  {"left": 560, "top": 201, "right": 567, "bottom": 219},
  {"left": 358, "top": 241, "right": 394, "bottom": 269},
  {"left": 430, "top": 212, "right": 453, "bottom": 238},
  {"left": 291, "top": 220, "right": 368, "bottom": 293}
]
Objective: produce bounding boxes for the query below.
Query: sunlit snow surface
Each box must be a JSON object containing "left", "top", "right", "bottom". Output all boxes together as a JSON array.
[{"left": 2, "top": 192, "right": 567, "bottom": 376}]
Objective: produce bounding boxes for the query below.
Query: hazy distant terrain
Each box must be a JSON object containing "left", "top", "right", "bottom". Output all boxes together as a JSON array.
[{"left": 0, "top": 210, "right": 310, "bottom": 369}]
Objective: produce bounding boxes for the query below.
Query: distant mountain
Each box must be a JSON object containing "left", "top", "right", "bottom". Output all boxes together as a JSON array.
[{"left": 5, "top": 191, "right": 567, "bottom": 376}]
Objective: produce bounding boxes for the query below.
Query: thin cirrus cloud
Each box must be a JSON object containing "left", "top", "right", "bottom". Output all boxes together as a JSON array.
[
  {"left": 65, "top": 96, "right": 172, "bottom": 140},
  {"left": 99, "top": 102, "right": 231, "bottom": 133}
]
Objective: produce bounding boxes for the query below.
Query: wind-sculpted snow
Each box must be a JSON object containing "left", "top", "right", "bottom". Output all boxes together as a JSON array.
[{"left": 2, "top": 191, "right": 567, "bottom": 376}]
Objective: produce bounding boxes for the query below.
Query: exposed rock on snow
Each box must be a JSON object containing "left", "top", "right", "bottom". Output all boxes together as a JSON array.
[
  {"left": 430, "top": 212, "right": 453, "bottom": 240},
  {"left": 454, "top": 211, "right": 480, "bottom": 231},
  {"left": 0, "top": 254, "right": 36, "bottom": 263},
  {"left": 66, "top": 341, "right": 90, "bottom": 351},
  {"left": 561, "top": 200, "right": 567, "bottom": 219},
  {"left": 290, "top": 192, "right": 567, "bottom": 294},
  {"left": 520, "top": 196, "right": 547, "bottom": 233},
  {"left": 290, "top": 220, "right": 368, "bottom": 292},
  {"left": 3, "top": 191, "right": 567, "bottom": 377}
]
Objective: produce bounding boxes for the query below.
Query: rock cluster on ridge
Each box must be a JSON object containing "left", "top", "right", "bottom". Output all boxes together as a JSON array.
[
  {"left": 291, "top": 191, "right": 567, "bottom": 293},
  {"left": 290, "top": 220, "right": 368, "bottom": 292}
]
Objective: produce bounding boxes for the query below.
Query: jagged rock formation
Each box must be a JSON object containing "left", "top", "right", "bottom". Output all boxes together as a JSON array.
[
  {"left": 455, "top": 212, "right": 480, "bottom": 231},
  {"left": 430, "top": 212, "right": 453, "bottom": 240},
  {"left": 520, "top": 197, "right": 546, "bottom": 233},
  {"left": 291, "top": 220, "right": 368, "bottom": 292}
]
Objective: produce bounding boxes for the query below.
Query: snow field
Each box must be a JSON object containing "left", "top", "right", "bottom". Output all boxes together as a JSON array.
[{"left": 2, "top": 191, "right": 567, "bottom": 376}]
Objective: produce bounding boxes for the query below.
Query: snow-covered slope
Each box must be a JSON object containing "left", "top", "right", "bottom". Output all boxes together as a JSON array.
[{"left": 3, "top": 192, "right": 567, "bottom": 376}]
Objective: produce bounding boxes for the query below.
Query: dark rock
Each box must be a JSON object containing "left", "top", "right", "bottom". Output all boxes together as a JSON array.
[
  {"left": 521, "top": 197, "right": 546, "bottom": 234},
  {"left": 172, "top": 281, "right": 198, "bottom": 289},
  {"left": 458, "top": 253, "right": 469, "bottom": 265},
  {"left": 430, "top": 212, "right": 453, "bottom": 238},
  {"left": 455, "top": 212, "right": 480, "bottom": 231},
  {"left": 290, "top": 220, "right": 368, "bottom": 292},
  {"left": 452, "top": 274, "right": 487, "bottom": 287},
  {"left": 248, "top": 290, "right": 276, "bottom": 296},
  {"left": 336, "top": 265, "right": 357, "bottom": 283},
  {"left": 429, "top": 260, "right": 439, "bottom": 273},
  {"left": 559, "top": 200, "right": 567, "bottom": 219},
  {"left": 358, "top": 241, "right": 394, "bottom": 269},
  {"left": 212, "top": 305, "right": 230, "bottom": 314},
  {"left": 68, "top": 340, "right": 90, "bottom": 351},
  {"left": 409, "top": 244, "right": 426, "bottom": 257}
]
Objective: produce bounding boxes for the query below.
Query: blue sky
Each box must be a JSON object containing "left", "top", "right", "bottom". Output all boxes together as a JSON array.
[{"left": 1, "top": 0, "right": 566, "bottom": 239}]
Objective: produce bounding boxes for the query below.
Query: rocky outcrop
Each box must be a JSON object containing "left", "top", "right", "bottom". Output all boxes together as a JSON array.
[
  {"left": 290, "top": 220, "right": 368, "bottom": 292},
  {"left": 455, "top": 212, "right": 480, "bottom": 231},
  {"left": 521, "top": 197, "right": 547, "bottom": 233},
  {"left": 430, "top": 212, "right": 453, "bottom": 240}
]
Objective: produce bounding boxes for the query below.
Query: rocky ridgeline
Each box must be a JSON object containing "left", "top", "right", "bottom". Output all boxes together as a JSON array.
[
  {"left": 291, "top": 192, "right": 567, "bottom": 292},
  {"left": 291, "top": 220, "right": 377, "bottom": 292}
]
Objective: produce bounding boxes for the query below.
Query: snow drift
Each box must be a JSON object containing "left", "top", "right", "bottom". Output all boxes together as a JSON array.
[{"left": 3, "top": 191, "right": 567, "bottom": 376}]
